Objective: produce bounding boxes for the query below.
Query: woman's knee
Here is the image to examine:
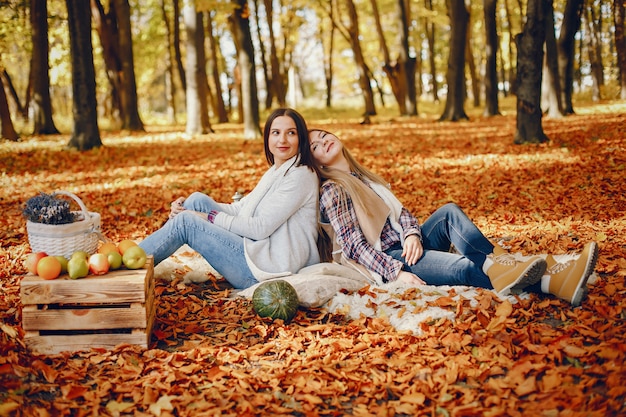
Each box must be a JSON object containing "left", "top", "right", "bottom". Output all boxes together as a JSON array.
[{"left": 185, "top": 192, "right": 205, "bottom": 205}]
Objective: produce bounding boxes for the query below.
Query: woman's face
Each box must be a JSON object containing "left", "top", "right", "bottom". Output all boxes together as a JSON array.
[
  {"left": 268, "top": 116, "right": 300, "bottom": 167},
  {"left": 309, "top": 130, "right": 343, "bottom": 167}
]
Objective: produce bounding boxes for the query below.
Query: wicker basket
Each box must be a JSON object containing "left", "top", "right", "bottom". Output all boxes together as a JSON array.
[{"left": 26, "top": 191, "right": 102, "bottom": 259}]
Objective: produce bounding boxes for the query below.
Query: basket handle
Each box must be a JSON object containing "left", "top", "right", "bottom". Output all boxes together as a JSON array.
[{"left": 52, "top": 190, "right": 90, "bottom": 218}]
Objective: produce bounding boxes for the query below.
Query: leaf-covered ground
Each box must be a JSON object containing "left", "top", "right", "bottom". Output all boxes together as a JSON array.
[{"left": 1, "top": 105, "right": 625, "bottom": 416}]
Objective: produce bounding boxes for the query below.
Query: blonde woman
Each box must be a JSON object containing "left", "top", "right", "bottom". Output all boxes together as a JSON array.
[{"left": 310, "top": 129, "right": 598, "bottom": 306}]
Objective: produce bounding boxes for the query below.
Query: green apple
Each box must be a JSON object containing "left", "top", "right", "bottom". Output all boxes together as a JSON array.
[
  {"left": 122, "top": 245, "right": 147, "bottom": 269},
  {"left": 67, "top": 257, "right": 89, "bottom": 279},
  {"left": 54, "top": 256, "right": 69, "bottom": 274},
  {"left": 106, "top": 251, "right": 123, "bottom": 270}
]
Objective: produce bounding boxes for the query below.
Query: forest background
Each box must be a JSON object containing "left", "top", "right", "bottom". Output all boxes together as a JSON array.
[{"left": 1, "top": 0, "right": 626, "bottom": 415}]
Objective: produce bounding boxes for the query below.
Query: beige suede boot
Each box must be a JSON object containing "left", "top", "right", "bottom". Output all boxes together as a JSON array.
[
  {"left": 544, "top": 242, "right": 598, "bottom": 307},
  {"left": 486, "top": 253, "right": 546, "bottom": 295}
]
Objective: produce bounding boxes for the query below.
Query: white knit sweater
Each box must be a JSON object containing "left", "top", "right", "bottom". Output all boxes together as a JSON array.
[{"left": 212, "top": 157, "right": 320, "bottom": 281}]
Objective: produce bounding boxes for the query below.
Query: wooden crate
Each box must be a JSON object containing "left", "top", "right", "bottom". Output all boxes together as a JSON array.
[{"left": 20, "top": 257, "right": 155, "bottom": 355}]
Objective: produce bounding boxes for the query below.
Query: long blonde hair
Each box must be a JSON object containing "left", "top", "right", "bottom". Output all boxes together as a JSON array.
[
  {"left": 310, "top": 129, "right": 390, "bottom": 216},
  {"left": 310, "top": 129, "right": 391, "bottom": 262}
]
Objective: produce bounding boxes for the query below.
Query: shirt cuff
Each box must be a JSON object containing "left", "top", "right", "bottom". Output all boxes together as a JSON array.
[{"left": 207, "top": 210, "right": 219, "bottom": 223}]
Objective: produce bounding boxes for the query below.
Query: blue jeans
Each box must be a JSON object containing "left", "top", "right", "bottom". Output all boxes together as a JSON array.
[
  {"left": 139, "top": 192, "right": 258, "bottom": 289},
  {"left": 386, "top": 203, "right": 494, "bottom": 288}
]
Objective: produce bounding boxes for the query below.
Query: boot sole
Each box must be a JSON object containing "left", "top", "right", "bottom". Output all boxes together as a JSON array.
[
  {"left": 502, "top": 258, "right": 547, "bottom": 295},
  {"left": 569, "top": 242, "right": 599, "bottom": 307}
]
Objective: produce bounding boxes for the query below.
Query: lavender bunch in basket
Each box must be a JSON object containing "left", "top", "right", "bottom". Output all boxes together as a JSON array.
[{"left": 23, "top": 192, "right": 78, "bottom": 225}]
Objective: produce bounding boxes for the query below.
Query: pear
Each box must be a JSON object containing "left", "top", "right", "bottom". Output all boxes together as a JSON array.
[
  {"left": 67, "top": 256, "right": 89, "bottom": 279},
  {"left": 71, "top": 250, "right": 90, "bottom": 261},
  {"left": 54, "top": 256, "right": 69, "bottom": 274}
]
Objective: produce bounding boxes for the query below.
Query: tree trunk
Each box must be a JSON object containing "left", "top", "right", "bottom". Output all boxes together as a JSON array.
[
  {"left": 503, "top": 0, "right": 518, "bottom": 95},
  {"left": 183, "top": 1, "right": 203, "bottom": 135},
  {"left": 112, "top": 0, "right": 144, "bottom": 131},
  {"left": 91, "top": 0, "right": 122, "bottom": 125},
  {"left": 229, "top": 0, "right": 261, "bottom": 139},
  {"left": 0, "top": 70, "right": 25, "bottom": 119},
  {"left": 340, "top": 0, "right": 376, "bottom": 116},
  {"left": 614, "top": 0, "right": 626, "bottom": 99},
  {"left": 173, "top": 0, "right": 186, "bottom": 92},
  {"left": 264, "top": 0, "right": 287, "bottom": 107},
  {"left": 541, "top": 0, "right": 563, "bottom": 118},
  {"left": 424, "top": 0, "right": 439, "bottom": 102},
  {"left": 206, "top": 11, "right": 229, "bottom": 122},
  {"left": 465, "top": 34, "right": 480, "bottom": 107},
  {"left": 557, "top": 0, "right": 583, "bottom": 114},
  {"left": 483, "top": 0, "right": 500, "bottom": 116},
  {"left": 439, "top": 0, "right": 468, "bottom": 121},
  {"left": 160, "top": 0, "right": 177, "bottom": 124},
  {"left": 321, "top": 2, "right": 335, "bottom": 108},
  {"left": 30, "top": 0, "right": 59, "bottom": 134},
  {"left": 514, "top": 0, "right": 549, "bottom": 144},
  {"left": 0, "top": 76, "right": 19, "bottom": 141},
  {"left": 195, "top": 11, "right": 213, "bottom": 133},
  {"left": 66, "top": 0, "right": 102, "bottom": 151},
  {"left": 584, "top": 2, "right": 604, "bottom": 102},
  {"left": 252, "top": 0, "right": 272, "bottom": 110}
]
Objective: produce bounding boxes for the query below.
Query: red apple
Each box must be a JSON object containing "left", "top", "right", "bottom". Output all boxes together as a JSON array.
[
  {"left": 24, "top": 252, "right": 47, "bottom": 275},
  {"left": 88, "top": 253, "right": 110, "bottom": 275}
]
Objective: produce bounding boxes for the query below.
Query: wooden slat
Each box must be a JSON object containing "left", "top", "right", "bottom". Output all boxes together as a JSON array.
[
  {"left": 20, "top": 257, "right": 153, "bottom": 305},
  {"left": 22, "top": 303, "right": 147, "bottom": 331},
  {"left": 24, "top": 332, "right": 149, "bottom": 355}
]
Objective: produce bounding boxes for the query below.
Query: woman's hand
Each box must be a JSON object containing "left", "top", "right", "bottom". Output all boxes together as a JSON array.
[
  {"left": 396, "top": 270, "right": 426, "bottom": 285},
  {"left": 402, "top": 234, "right": 423, "bottom": 265},
  {"left": 169, "top": 197, "right": 186, "bottom": 219}
]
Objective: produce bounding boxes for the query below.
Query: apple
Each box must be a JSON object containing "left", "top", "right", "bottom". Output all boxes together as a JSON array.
[
  {"left": 118, "top": 239, "right": 138, "bottom": 255},
  {"left": 106, "top": 251, "right": 123, "bottom": 270},
  {"left": 88, "top": 253, "right": 110, "bottom": 275},
  {"left": 24, "top": 252, "right": 47, "bottom": 275},
  {"left": 67, "top": 257, "right": 89, "bottom": 280},
  {"left": 122, "top": 245, "right": 147, "bottom": 269},
  {"left": 54, "top": 256, "right": 69, "bottom": 274},
  {"left": 98, "top": 242, "right": 120, "bottom": 255},
  {"left": 36, "top": 256, "right": 62, "bottom": 280}
]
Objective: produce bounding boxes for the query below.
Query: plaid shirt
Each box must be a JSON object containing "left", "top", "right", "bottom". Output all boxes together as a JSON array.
[{"left": 320, "top": 180, "right": 421, "bottom": 282}]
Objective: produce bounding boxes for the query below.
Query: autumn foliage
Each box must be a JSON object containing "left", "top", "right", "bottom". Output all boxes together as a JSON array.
[{"left": 1, "top": 106, "right": 625, "bottom": 416}]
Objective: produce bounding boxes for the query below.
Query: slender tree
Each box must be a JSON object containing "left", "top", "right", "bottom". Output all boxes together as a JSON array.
[
  {"left": 206, "top": 11, "right": 229, "bottom": 122},
  {"left": 331, "top": 0, "right": 376, "bottom": 117},
  {"left": 424, "top": 0, "right": 439, "bottom": 102},
  {"left": 66, "top": 0, "right": 102, "bottom": 150},
  {"left": 483, "top": 0, "right": 500, "bottom": 116},
  {"left": 160, "top": 0, "right": 178, "bottom": 124},
  {"left": 541, "top": 0, "right": 563, "bottom": 118},
  {"left": 374, "top": 0, "right": 417, "bottom": 116},
  {"left": 584, "top": 1, "right": 604, "bottom": 102},
  {"left": 264, "top": 0, "right": 287, "bottom": 107},
  {"left": 557, "top": 0, "right": 583, "bottom": 114},
  {"left": 614, "top": 0, "right": 626, "bottom": 99},
  {"left": 439, "top": 0, "right": 469, "bottom": 121},
  {"left": 112, "top": 0, "right": 144, "bottom": 131},
  {"left": 229, "top": 0, "right": 261, "bottom": 139},
  {"left": 173, "top": 0, "right": 186, "bottom": 92},
  {"left": 514, "top": 0, "right": 549, "bottom": 144},
  {"left": 183, "top": 1, "right": 212, "bottom": 135},
  {"left": 30, "top": 0, "right": 59, "bottom": 134}
]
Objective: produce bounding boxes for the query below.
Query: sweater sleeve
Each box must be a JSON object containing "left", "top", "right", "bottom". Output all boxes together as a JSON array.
[
  {"left": 320, "top": 181, "right": 404, "bottom": 282},
  {"left": 213, "top": 166, "right": 318, "bottom": 241}
]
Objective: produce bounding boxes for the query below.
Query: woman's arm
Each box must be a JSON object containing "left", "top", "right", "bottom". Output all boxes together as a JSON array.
[{"left": 321, "top": 182, "right": 404, "bottom": 282}]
